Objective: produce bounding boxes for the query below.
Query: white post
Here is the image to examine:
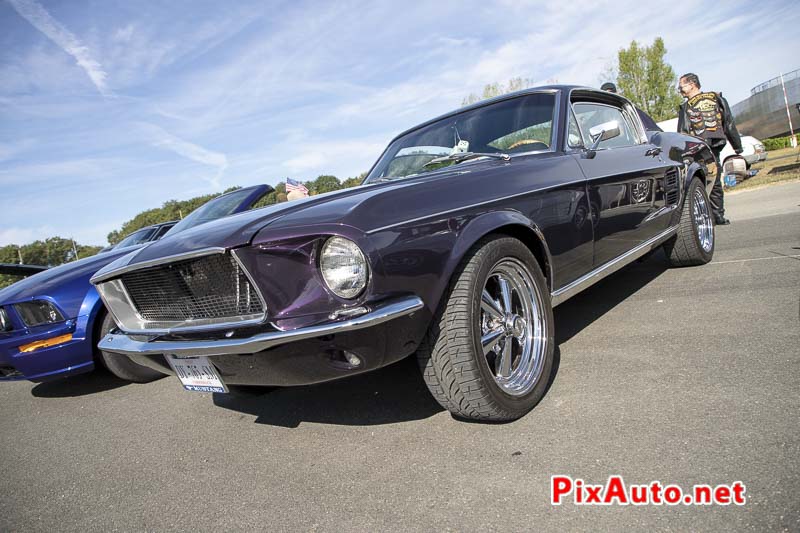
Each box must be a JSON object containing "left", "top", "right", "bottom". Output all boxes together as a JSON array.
[{"left": 780, "top": 73, "right": 797, "bottom": 148}]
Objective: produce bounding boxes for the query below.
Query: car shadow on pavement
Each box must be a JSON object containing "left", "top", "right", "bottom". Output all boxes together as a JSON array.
[
  {"left": 31, "top": 369, "right": 129, "bottom": 398},
  {"left": 211, "top": 253, "right": 667, "bottom": 428},
  {"left": 212, "top": 355, "right": 444, "bottom": 427},
  {"left": 554, "top": 250, "right": 669, "bottom": 345}
]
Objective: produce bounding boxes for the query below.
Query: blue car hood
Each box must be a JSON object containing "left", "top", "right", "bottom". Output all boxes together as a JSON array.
[{"left": 0, "top": 245, "right": 144, "bottom": 307}]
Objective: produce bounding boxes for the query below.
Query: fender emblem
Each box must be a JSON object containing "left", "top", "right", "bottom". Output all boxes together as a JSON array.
[{"left": 632, "top": 180, "right": 651, "bottom": 203}]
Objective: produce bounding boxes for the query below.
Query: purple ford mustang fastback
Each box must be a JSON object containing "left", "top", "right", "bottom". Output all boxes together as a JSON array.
[{"left": 91, "top": 86, "right": 717, "bottom": 421}]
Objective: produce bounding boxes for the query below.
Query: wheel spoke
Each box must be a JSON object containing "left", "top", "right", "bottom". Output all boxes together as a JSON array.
[
  {"left": 481, "top": 328, "right": 505, "bottom": 356},
  {"left": 498, "top": 276, "right": 513, "bottom": 315},
  {"left": 481, "top": 290, "right": 504, "bottom": 321},
  {"left": 496, "top": 336, "right": 513, "bottom": 378}
]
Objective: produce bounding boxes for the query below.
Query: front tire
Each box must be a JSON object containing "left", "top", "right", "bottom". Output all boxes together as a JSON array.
[
  {"left": 663, "top": 177, "right": 715, "bottom": 267},
  {"left": 417, "top": 236, "right": 554, "bottom": 421},
  {"left": 98, "top": 312, "right": 165, "bottom": 383}
]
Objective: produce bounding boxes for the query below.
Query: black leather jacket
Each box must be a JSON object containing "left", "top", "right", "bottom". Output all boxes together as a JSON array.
[{"left": 677, "top": 92, "right": 742, "bottom": 152}]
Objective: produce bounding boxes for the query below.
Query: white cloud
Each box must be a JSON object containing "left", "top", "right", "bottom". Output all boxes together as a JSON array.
[
  {"left": 0, "top": 157, "right": 118, "bottom": 185},
  {"left": 0, "top": 225, "right": 58, "bottom": 247},
  {"left": 7, "top": 0, "right": 111, "bottom": 96},
  {"left": 0, "top": 139, "right": 35, "bottom": 162},
  {"left": 140, "top": 123, "right": 228, "bottom": 188},
  {"left": 277, "top": 138, "right": 386, "bottom": 177},
  {"left": 283, "top": 152, "right": 327, "bottom": 173},
  {"left": 113, "top": 24, "right": 134, "bottom": 43}
]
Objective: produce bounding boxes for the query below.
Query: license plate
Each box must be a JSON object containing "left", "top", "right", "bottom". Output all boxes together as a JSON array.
[{"left": 166, "top": 355, "right": 227, "bottom": 393}]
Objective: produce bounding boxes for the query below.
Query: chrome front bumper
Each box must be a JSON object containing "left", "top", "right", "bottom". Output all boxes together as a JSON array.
[{"left": 98, "top": 296, "right": 424, "bottom": 358}]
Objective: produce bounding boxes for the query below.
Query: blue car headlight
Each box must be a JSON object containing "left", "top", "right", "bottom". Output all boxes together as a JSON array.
[
  {"left": 0, "top": 307, "right": 12, "bottom": 331},
  {"left": 14, "top": 300, "right": 65, "bottom": 327}
]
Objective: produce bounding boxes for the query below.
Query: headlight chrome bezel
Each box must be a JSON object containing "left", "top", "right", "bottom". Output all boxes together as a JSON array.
[{"left": 319, "top": 237, "right": 369, "bottom": 300}]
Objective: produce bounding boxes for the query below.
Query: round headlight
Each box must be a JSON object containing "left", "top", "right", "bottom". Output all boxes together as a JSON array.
[{"left": 320, "top": 237, "right": 368, "bottom": 299}]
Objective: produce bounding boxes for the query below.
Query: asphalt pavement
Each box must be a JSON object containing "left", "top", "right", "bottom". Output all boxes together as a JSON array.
[{"left": 1, "top": 182, "right": 798, "bottom": 532}]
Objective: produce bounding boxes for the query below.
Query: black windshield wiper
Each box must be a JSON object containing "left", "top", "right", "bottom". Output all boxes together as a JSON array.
[{"left": 423, "top": 151, "right": 510, "bottom": 168}]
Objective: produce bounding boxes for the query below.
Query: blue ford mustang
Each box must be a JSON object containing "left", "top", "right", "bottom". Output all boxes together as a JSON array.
[{"left": 0, "top": 185, "right": 271, "bottom": 383}]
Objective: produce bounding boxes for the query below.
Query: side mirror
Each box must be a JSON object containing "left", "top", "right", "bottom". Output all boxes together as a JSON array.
[
  {"left": 583, "top": 120, "right": 621, "bottom": 159},
  {"left": 589, "top": 121, "right": 621, "bottom": 149}
]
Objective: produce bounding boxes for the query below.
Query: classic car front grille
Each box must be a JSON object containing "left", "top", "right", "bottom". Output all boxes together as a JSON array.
[
  {"left": 119, "top": 253, "right": 264, "bottom": 325},
  {"left": 665, "top": 168, "right": 679, "bottom": 206}
]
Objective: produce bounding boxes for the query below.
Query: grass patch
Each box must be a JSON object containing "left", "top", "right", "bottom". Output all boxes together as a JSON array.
[{"left": 729, "top": 147, "right": 800, "bottom": 192}]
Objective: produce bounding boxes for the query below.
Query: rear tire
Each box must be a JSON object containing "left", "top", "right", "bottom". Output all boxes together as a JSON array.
[
  {"left": 98, "top": 313, "right": 164, "bottom": 383},
  {"left": 417, "top": 236, "right": 554, "bottom": 422},
  {"left": 663, "top": 177, "right": 715, "bottom": 267}
]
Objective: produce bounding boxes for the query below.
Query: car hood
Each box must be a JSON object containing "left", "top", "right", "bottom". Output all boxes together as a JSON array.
[
  {"left": 120, "top": 179, "right": 424, "bottom": 263},
  {"left": 93, "top": 154, "right": 574, "bottom": 278},
  {"left": 0, "top": 244, "right": 145, "bottom": 305}
]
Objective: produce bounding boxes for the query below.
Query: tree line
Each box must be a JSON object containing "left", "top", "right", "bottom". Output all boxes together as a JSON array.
[{"left": 0, "top": 238, "right": 104, "bottom": 289}]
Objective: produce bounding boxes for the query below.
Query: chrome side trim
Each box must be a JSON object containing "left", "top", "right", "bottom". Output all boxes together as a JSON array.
[
  {"left": 98, "top": 296, "right": 424, "bottom": 358},
  {"left": 643, "top": 204, "right": 679, "bottom": 223},
  {"left": 550, "top": 226, "right": 678, "bottom": 307},
  {"left": 91, "top": 247, "right": 226, "bottom": 284}
]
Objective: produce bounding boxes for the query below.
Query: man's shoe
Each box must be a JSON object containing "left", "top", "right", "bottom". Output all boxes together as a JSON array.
[{"left": 715, "top": 217, "right": 731, "bottom": 226}]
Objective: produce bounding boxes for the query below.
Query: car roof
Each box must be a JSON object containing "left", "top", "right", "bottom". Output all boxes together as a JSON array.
[
  {"left": 388, "top": 85, "right": 617, "bottom": 143},
  {"left": 148, "top": 220, "right": 178, "bottom": 229}
]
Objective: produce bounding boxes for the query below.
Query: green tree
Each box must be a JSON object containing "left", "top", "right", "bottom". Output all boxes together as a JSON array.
[
  {"left": 616, "top": 37, "right": 681, "bottom": 122},
  {"left": 462, "top": 77, "right": 534, "bottom": 106},
  {"left": 342, "top": 172, "right": 366, "bottom": 189},
  {"left": 310, "top": 175, "right": 342, "bottom": 195}
]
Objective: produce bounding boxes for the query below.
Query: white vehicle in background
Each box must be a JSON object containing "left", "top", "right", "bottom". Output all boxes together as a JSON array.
[{"left": 657, "top": 118, "right": 767, "bottom": 168}]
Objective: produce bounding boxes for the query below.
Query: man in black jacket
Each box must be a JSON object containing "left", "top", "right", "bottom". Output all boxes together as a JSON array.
[{"left": 676, "top": 73, "right": 742, "bottom": 225}]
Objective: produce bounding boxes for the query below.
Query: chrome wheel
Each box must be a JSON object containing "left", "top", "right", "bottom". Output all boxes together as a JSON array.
[
  {"left": 693, "top": 187, "right": 714, "bottom": 252},
  {"left": 479, "top": 258, "right": 548, "bottom": 396}
]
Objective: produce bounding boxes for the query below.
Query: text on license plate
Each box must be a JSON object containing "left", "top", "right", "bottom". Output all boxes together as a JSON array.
[{"left": 166, "top": 355, "right": 227, "bottom": 393}]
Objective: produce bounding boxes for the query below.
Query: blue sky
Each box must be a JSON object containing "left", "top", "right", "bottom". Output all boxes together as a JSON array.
[{"left": 1, "top": 0, "right": 798, "bottom": 246}]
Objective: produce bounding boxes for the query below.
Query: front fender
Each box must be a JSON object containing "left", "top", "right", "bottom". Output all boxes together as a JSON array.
[
  {"left": 76, "top": 285, "right": 105, "bottom": 342},
  {"left": 444, "top": 210, "right": 553, "bottom": 292}
]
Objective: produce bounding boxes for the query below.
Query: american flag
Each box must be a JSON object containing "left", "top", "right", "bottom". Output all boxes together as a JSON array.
[{"left": 285, "top": 177, "right": 309, "bottom": 197}]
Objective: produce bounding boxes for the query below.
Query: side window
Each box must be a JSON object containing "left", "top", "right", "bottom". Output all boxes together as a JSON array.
[
  {"left": 153, "top": 225, "right": 172, "bottom": 240},
  {"left": 567, "top": 110, "right": 583, "bottom": 148},
  {"left": 572, "top": 102, "right": 638, "bottom": 149},
  {"left": 622, "top": 105, "right": 646, "bottom": 144}
]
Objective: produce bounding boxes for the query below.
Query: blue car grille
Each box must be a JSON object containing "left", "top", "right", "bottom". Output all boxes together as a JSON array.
[{"left": 119, "top": 254, "right": 263, "bottom": 323}]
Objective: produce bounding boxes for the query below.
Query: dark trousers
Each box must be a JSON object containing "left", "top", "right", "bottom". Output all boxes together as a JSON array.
[{"left": 710, "top": 145, "right": 725, "bottom": 219}]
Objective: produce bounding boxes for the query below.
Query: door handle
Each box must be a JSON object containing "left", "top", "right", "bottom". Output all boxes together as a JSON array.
[{"left": 645, "top": 147, "right": 662, "bottom": 157}]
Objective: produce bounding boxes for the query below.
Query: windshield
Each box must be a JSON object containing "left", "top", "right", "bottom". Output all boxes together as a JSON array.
[
  {"left": 114, "top": 227, "right": 157, "bottom": 249},
  {"left": 365, "top": 92, "right": 556, "bottom": 183},
  {"left": 164, "top": 188, "right": 259, "bottom": 237}
]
